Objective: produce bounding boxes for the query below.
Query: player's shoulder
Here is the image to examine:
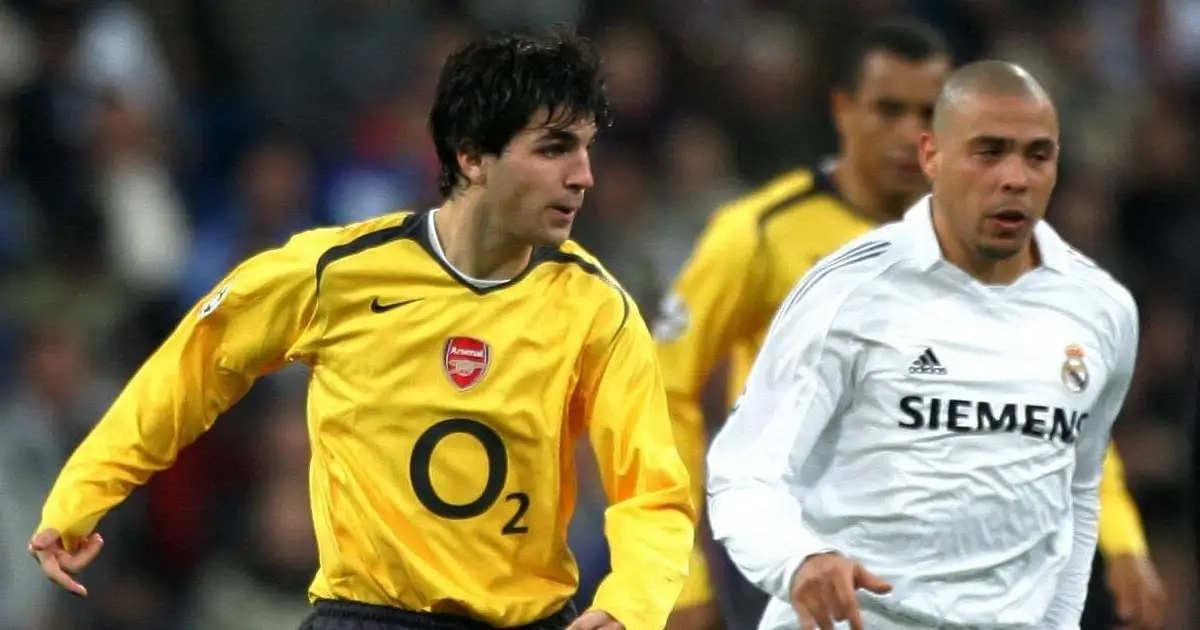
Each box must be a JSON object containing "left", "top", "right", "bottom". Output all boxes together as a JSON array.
[
  {"left": 709, "top": 166, "right": 834, "bottom": 229},
  {"left": 687, "top": 165, "right": 843, "bottom": 265},
  {"left": 295, "top": 211, "right": 418, "bottom": 270},
  {"left": 1042, "top": 225, "right": 1139, "bottom": 331},
  {"left": 269, "top": 211, "right": 416, "bottom": 267},
  {"left": 228, "top": 211, "right": 417, "bottom": 287},
  {"left": 260, "top": 210, "right": 427, "bottom": 291},
  {"left": 286, "top": 210, "right": 414, "bottom": 249},
  {"left": 776, "top": 225, "right": 906, "bottom": 316},
  {"left": 542, "top": 240, "right": 628, "bottom": 298},
  {"left": 1063, "top": 250, "right": 1136, "bottom": 313},
  {"left": 547, "top": 240, "right": 637, "bottom": 332},
  {"left": 717, "top": 167, "right": 819, "bottom": 220},
  {"left": 550, "top": 241, "right": 630, "bottom": 297},
  {"left": 816, "top": 219, "right": 911, "bottom": 281}
]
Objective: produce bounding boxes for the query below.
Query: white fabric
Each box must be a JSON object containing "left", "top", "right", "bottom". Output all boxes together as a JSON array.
[
  {"left": 426, "top": 208, "right": 509, "bottom": 289},
  {"left": 707, "top": 197, "right": 1139, "bottom": 630}
]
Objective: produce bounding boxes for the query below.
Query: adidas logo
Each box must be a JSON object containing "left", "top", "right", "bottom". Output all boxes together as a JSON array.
[{"left": 908, "top": 348, "right": 947, "bottom": 375}]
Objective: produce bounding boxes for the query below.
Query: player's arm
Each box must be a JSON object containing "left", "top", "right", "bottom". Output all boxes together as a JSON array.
[
  {"left": 35, "top": 231, "right": 326, "bottom": 554},
  {"left": 705, "top": 271, "right": 860, "bottom": 603},
  {"left": 1095, "top": 439, "right": 1166, "bottom": 628},
  {"left": 1096, "top": 444, "right": 1149, "bottom": 556},
  {"left": 583, "top": 296, "right": 696, "bottom": 630},
  {"left": 653, "top": 207, "right": 764, "bottom": 518},
  {"left": 1041, "top": 302, "right": 1139, "bottom": 629}
]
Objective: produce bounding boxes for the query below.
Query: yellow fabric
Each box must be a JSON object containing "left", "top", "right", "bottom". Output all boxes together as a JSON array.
[
  {"left": 1097, "top": 443, "right": 1149, "bottom": 557},
  {"left": 676, "top": 546, "right": 715, "bottom": 608},
  {"left": 40, "top": 211, "right": 695, "bottom": 630},
  {"left": 654, "top": 167, "right": 877, "bottom": 606}
]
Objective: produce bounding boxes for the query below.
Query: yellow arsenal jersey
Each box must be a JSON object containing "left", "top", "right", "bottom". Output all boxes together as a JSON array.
[{"left": 39, "top": 210, "right": 695, "bottom": 630}]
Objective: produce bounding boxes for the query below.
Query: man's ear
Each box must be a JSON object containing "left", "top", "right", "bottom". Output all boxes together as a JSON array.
[
  {"left": 831, "top": 89, "right": 855, "bottom": 139},
  {"left": 918, "top": 132, "right": 939, "bottom": 181},
  {"left": 456, "top": 145, "right": 486, "bottom": 187}
]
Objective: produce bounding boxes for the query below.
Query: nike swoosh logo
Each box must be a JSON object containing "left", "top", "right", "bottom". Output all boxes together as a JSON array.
[{"left": 370, "top": 297, "right": 422, "bottom": 313}]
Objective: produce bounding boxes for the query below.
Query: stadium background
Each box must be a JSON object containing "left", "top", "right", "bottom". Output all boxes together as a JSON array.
[{"left": 0, "top": 0, "right": 1194, "bottom": 628}]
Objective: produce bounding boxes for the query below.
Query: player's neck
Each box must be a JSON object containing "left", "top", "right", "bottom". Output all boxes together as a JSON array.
[
  {"left": 830, "top": 158, "right": 914, "bottom": 224},
  {"left": 931, "top": 206, "right": 1036, "bottom": 285},
  {"left": 434, "top": 198, "right": 533, "bottom": 281}
]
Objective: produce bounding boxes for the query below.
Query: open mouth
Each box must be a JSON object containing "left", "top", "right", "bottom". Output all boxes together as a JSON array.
[
  {"left": 549, "top": 205, "right": 578, "bottom": 216},
  {"left": 990, "top": 209, "right": 1028, "bottom": 230}
]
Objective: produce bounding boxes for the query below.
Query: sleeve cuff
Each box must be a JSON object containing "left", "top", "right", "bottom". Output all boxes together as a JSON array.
[
  {"left": 589, "top": 573, "right": 684, "bottom": 630},
  {"left": 772, "top": 548, "right": 837, "bottom": 601}
]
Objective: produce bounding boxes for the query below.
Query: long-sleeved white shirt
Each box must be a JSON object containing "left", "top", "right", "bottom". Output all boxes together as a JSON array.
[{"left": 707, "top": 198, "right": 1138, "bottom": 630}]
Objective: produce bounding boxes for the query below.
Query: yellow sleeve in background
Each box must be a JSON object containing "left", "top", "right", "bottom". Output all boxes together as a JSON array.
[
  {"left": 37, "top": 231, "right": 329, "bottom": 549},
  {"left": 1097, "top": 442, "right": 1150, "bottom": 557},
  {"left": 652, "top": 207, "right": 765, "bottom": 522},
  {"left": 585, "top": 298, "right": 696, "bottom": 630},
  {"left": 652, "top": 174, "right": 817, "bottom": 611}
]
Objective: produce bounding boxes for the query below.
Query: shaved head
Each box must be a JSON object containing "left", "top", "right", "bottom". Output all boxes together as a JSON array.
[
  {"left": 932, "top": 60, "right": 1052, "bottom": 134},
  {"left": 917, "top": 58, "right": 1060, "bottom": 276}
]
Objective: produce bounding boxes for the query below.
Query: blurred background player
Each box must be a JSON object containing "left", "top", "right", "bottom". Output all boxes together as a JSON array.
[{"left": 654, "top": 16, "right": 1165, "bottom": 630}]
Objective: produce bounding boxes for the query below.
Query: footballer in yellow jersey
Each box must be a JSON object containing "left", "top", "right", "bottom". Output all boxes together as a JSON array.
[
  {"left": 655, "top": 18, "right": 1163, "bottom": 630},
  {"left": 31, "top": 29, "right": 694, "bottom": 630}
]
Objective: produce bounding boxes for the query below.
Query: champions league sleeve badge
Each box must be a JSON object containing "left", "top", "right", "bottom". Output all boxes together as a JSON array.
[{"left": 1061, "top": 344, "right": 1089, "bottom": 393}]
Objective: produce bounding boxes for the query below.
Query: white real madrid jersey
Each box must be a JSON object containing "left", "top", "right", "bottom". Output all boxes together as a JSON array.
[{"left": 706, "top": 198, "right": 1139, "bottom": 630}]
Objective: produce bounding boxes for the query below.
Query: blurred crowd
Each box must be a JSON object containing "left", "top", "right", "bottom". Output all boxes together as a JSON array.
[{"left": 0, "top": 0, "right": 1195, "bottom": 629}]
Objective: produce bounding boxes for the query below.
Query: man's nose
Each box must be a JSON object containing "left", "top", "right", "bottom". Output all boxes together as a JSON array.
[
  {"left": 999, "top": 155, "right": 1031, "bottom": 193},
  {"left": 897, "top": 111, "right": 926, "bottom": 146},
  {"left": 566, "top": 152, "right": 594, "bottom": 191}
]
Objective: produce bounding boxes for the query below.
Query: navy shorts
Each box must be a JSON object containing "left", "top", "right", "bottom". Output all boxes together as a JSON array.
[{"left": 299, "top": 599, "right": 578, "bottom": 630}]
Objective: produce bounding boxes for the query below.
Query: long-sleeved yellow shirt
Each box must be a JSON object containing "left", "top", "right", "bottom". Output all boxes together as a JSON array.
[
  {"left": 40, "top": 211, "right": 695, "bottom": 629},
  {"left": 1097, "top": 444, "right": 1148, "bottom": 557}
]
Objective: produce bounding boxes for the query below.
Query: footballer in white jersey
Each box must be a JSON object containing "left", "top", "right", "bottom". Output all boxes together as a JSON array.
[{"left": 706, "top": 61, "right": 1139, "bottom": 630}]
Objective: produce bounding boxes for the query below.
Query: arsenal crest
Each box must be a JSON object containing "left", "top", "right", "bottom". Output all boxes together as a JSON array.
[
  {"left": 1061, "top": 344, "right": 1089, "bottom": 393},
  {"left": 444, "top": 337, "right": 490, "bottom": 390}
]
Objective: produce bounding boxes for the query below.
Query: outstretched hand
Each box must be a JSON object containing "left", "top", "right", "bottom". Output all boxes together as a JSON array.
[
  {"left": 28, "top": 528, "right": 104, "bottom": 597},
  {"left": 790, "top": 552, "right": 893, "bottom": 630}
]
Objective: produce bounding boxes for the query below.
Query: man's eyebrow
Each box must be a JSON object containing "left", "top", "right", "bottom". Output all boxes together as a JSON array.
[
  {"left": 535, "top": 128, "right": 580, "bottom": 143},
  {"left": 966, "top": 135, "right": 1056, "bottom": 149},
  {"left": 967, "top": 135, "right": 1008, "bottom": 146},
  {"left": 1026, "top": 137, "right": 1057, "bottom": 152}
]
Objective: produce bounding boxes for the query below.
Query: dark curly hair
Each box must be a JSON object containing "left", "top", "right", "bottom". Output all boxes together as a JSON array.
[{"left": 428, "top": 26, "right": 612, "bottom": 198}]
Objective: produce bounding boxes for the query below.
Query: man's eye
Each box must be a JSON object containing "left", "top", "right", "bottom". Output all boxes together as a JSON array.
[{"left": 875, "top": 102, "right": 903, "bottom": 117}]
